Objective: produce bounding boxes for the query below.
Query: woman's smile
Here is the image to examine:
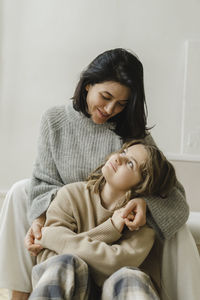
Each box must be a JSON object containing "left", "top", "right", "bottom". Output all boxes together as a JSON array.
[{"left": 96, "top": 107, "right": 110, "bottom": 120}]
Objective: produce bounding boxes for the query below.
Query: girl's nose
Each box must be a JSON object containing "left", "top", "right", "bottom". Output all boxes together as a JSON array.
[{"left": 115, "top": 153, "right": 123, "bottom": 165}]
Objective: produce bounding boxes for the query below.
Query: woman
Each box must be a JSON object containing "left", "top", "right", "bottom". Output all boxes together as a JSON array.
[
  {"left": 0, "top": 48, "right": 189, "bottom": 300},
  {"left": 29, "top": 140, "right": 177, "bottom": 300}
]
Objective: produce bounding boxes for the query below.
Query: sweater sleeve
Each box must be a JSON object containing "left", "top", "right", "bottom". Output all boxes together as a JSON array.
[
  {"left": 28, "top": 108, "right": 64, "bottom": 224},
  {"left": 37, "top": 225, "right": 155, "bottom": 285},
  {"left": 36, "top": 186, "right": 122, "bottom": 265},
  {"left": 145, "top": 180, "right": 189, "bottom": 240},
  {"left": 42, "top": 186, "right": 122, "bottom": 245},
  {"left": 143, "top": 134, "right": 189, "bottom": 240}
]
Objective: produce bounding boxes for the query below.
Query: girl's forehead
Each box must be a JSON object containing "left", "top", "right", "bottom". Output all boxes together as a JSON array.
[{"left": 127, "top": 144, "right": 148, "bottom": 165}]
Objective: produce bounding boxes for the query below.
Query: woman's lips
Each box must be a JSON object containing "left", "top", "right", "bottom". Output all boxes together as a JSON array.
[{"left": 97, "top": 108, "right": 110, "bottom": 119}]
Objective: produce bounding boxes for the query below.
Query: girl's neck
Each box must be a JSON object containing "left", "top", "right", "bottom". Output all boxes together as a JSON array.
[{"left": 100, "top": 183, "right": 126, "bottom": 211}]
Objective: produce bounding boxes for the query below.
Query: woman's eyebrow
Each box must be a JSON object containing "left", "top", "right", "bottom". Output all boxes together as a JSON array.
[
  {"left": 102, "top": 91, "right": 113, "bottom": 97},
  {"left": 102, "top": 91, "right": 128, "bottom": 101}
]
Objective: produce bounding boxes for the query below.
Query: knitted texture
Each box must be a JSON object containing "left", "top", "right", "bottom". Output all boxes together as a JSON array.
[
  {"left": 28, "top": 100, "right": 189, "bottom": 239},
  {"left": 36, "top": 182, "right": 156, "bottom": 286},
  {"left": 28, "top": 101, "right": 122, "bottom": 223}
]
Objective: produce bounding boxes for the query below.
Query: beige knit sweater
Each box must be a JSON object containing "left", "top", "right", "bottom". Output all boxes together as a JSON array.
[{"left": 36, "top": 182, "right": 155, "bottom": 286}]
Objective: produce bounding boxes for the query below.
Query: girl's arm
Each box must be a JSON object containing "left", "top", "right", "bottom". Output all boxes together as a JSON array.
[
  {"left": 36, "top": 224, "right": 155, "bottom": 285},
  {"left": 35, "top": 187, "right": 154, "bottom": 278},
  {"left": 40, "top": 186, "right": 122, "bottom": 245}
]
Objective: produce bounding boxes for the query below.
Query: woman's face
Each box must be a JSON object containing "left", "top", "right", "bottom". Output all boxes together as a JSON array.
[
  {"left": 86, "top": 81, "right": 131, "bottom": 124},
  {"left": 102, "top": 144, "right": 148, "bottom": 192}
]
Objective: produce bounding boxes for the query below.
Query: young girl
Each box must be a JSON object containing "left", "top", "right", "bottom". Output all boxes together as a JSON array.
[{"left": 29, "top": 140, "right": 176, "bottom": 300}]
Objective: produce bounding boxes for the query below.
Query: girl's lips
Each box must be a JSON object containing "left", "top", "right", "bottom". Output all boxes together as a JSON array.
[{"left": 109, "top": 161, "right": 116, "bottom": 172}]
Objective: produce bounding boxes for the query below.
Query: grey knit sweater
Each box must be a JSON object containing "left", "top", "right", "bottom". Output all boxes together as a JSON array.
[{"left": 28, "top": 100, "right": 189, "bottom": 240}]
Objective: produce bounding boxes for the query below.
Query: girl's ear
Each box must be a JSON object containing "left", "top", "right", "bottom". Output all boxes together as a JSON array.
[{"left": 125, "top": 190, "right": 131, "bottom": 202}]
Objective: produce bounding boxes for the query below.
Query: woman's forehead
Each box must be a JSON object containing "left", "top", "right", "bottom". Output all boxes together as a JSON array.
[{"left": 96, "top": 81, "right": 130, "bottom": 99}]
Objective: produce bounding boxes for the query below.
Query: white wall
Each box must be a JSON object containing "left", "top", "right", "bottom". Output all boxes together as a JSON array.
[
  {"left": 0, "top": 0, "right": 200, "bottom": 192},
  {"left": 172, "top": 160, "right": 200, "bottom": 211}
]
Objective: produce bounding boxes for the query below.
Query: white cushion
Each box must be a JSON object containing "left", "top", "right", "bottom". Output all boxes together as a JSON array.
[{"left": 187, "top": 212, "right": 200, "bottom": 245}]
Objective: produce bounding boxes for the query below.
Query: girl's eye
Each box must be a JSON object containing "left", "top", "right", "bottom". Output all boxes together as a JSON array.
[{"left": 128, "top": 161, "right": 134, "bottom": 169}]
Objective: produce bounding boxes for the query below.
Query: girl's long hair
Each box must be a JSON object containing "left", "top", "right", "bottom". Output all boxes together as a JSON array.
[{"left": 87, "top": 140, "right": 177, "bottom": 208}]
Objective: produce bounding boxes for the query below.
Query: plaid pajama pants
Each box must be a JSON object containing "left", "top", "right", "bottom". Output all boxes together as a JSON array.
[{"left": 29, "top": 254, "right": 160, "bottom": 300}]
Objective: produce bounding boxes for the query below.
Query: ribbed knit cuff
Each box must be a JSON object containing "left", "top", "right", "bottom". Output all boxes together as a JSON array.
[
  {"left": 36, "top": 227, "right": 67, "bottom": 253},
  {"left": 87, "top": 218, "right": 122, "bottom": 243}
]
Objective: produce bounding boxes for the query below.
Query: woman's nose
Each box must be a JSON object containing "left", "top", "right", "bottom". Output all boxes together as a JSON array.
[{"left": 104, "top": 101, "right": 115, "bottom": 114}]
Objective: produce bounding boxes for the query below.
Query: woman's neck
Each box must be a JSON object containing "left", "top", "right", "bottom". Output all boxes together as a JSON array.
[{"left": 100, "top": 183, "right": 126, "bottom": 211}]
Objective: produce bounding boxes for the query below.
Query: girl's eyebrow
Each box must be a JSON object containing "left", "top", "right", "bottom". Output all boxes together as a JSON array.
[
  {"left": 125, "top": 149, "right": 139, "bottom": 167},
  {"left": 129, "top": 156, "right": 138, "bottom": 167}
]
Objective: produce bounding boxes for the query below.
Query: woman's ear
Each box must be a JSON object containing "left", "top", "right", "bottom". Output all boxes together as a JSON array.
[{"left": 85, "top": 84, "right": 90, "bottom": 92}]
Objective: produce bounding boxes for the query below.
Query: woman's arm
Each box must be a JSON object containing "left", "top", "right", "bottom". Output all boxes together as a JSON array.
[
  {"left": 28, "top": 108, "right": 64, "bottom": 224},
  {"left": 123, "top": 133, "right": 190, "bottom": 240},
  {"left": 25, "top": 108, "right": 67, "bottom": 255},
  {"left": 145, "top": 180, "right": 189, "bottom": 240}
]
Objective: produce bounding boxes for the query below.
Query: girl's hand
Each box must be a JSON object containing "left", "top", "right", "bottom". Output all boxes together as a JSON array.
[
  {"left": 121, "top": 198, "right": 146, "bottom": 231},
  {"left": 111, "top": 209, "right": 126, "bottom": 233},
  {"left": 24, "top": 214, "right": 46, "bottom": 256}
]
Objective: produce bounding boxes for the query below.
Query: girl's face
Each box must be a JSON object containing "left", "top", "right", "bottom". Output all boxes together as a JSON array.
[
  {"left": 102, "top": 144, "right": 148, "bottom": 192},
  {"left": 86, "top": 81, "right": 130, "bottom": 124}
]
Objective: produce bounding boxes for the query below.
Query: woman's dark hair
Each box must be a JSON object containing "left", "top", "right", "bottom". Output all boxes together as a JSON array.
[{"left": 72, "top": 48, "right": 149, "bottom": 141}]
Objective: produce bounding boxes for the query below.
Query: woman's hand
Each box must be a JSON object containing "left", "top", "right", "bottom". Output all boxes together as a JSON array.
[
  {"left": 121, "top": 198, "right": 146, "bottom": 231},
  {"left": 24, "top": 214, "right": 46, "bottom": 256}
]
